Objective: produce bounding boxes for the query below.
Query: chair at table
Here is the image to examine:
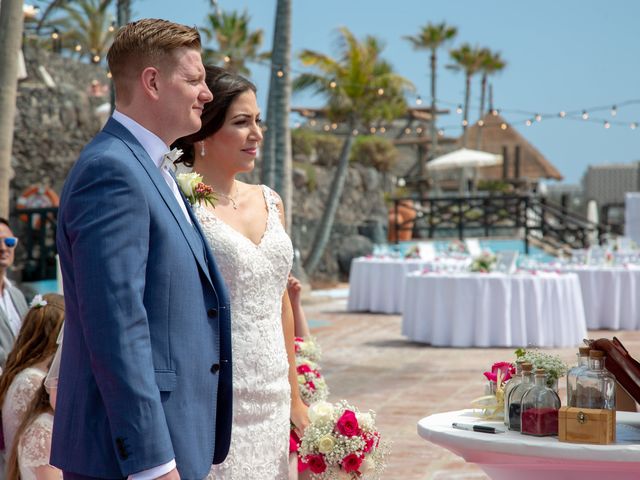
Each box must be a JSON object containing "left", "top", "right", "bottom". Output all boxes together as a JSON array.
[
  {"left": 495, "top": 251, "right": 519, "bottom": 274},
  {"left": 464, "top": 238, "right": 482, "bottom": 257}
]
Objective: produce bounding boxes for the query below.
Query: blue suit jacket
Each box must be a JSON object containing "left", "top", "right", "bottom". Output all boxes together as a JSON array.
[{"left": 52, "top": 118, "right": 232, "bottom": 479}]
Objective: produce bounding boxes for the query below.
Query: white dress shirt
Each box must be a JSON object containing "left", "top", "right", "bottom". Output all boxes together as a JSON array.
[
  {"left": 110, "top": 111, "right": 179, "bottom": 479},
  {"left": 0, "top": 278, "right": 22, "bottom": 337},
  {"left": 112, "top": 110, "right": 192, "bottom": 225}
]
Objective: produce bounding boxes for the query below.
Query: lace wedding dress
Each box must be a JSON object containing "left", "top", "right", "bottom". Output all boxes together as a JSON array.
[
  {"left": 2, "top": 367, "right": 47, "bottom": 454},
  {"left": 18, "top": 412, "right": 61, "bottom": 480},
  {"left": 197, "top": 185, "right": 293, "bottom": 479}
]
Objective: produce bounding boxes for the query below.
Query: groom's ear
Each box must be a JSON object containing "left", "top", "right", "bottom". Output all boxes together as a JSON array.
[{"left": 140, "top": 67, "right": 161, "bottom": 100}]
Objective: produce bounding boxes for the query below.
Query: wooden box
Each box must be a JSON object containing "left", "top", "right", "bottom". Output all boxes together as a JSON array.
[{"left": 558, "top": 407, "right": 616, "bottom": 444}]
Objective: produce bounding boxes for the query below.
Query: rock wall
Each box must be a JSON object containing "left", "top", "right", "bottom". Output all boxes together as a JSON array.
[{"left": 10, "top": 46, "right": 108, "bottom": 205}]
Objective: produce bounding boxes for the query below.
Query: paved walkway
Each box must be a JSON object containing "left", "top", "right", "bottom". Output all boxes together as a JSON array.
[{"left": 304, "top": 289, "right": 640, "bottom": 479}]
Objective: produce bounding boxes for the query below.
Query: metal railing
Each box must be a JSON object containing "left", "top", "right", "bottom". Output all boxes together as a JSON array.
[{"left": 391, "top": 194, "right": 610, "bottom": 254}]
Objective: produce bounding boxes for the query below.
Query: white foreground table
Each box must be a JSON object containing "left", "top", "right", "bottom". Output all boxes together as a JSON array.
[
  {"left": 418, "top": 409, "right": 640, "bottom": 480},
  {"left": 347, "top": 257, "right": 468, "bottom": 314},
  {"left": 561, "top": 265, "right": 640, "bottom": 330},
  {"left": 402, "top": 271, "right": 587, "bottom": 347}
]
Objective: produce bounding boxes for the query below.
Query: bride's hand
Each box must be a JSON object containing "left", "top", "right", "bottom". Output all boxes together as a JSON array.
[{"left": 290, "top": 398, "right": 309, "bottom": 438}]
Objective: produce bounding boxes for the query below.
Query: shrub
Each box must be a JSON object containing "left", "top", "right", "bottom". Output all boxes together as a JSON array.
[
  {"left": 313, "top": 134, "right": 342, "bottom": 167},
  {"left": 291, "top": 128, "right": 315, "bottom": 158},
  {"left": 349, "top": 135, "right": 398, "bottom": 172}
]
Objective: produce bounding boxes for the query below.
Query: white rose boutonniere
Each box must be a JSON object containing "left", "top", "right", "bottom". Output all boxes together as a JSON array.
[{"left": 176, "top": 173, "right": 217, "bottom": 208}]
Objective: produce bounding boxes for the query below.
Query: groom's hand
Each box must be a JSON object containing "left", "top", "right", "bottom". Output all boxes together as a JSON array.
[{"left": 156, "top": 468, "right": 180, "bottom": 480}]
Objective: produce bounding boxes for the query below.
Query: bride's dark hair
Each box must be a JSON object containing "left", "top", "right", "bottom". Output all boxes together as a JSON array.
[{"left": 172, "top": 65, "right": 257, "bottom": 167}]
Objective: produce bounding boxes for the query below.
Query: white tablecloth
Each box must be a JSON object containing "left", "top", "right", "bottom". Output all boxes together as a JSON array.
[
  {"left": 562, "top": 266, "right": 640, "bottom": 330},
  {"left": 402, "top": 271, "right": 587, "bottom": 347},
  {"left": 418, "top": 409, "right": 640, "bottom": 480},
  {"left": 347, "top": 258, "right": 429, "bottom": 313}
]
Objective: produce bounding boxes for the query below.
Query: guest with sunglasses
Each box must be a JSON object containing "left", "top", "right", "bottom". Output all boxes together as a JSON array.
[{"left": 0, "top": 218, "right": 28, "bottom": 368}]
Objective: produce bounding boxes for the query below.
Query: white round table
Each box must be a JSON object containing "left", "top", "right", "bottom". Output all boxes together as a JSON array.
[
  {"left": 402, "top": 271, "right": 587, "bottom": 347},
  {"left": 418, "top": 409, "right": 640, "bottom": 480},
  {"left": 561, "top": 266, "right": 640, "bottom": 330},
  {"left": 347, "top": 257, "right": 469, "bottom": 314}
]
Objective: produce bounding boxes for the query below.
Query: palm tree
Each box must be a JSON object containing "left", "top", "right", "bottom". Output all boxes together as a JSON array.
[
  {"left": 294, "top": 27, "right": 413, "bottom": 274},
  {"left": 404, "top": 22, "right": 457, "bottom": 161},
  {"left": 116, "top": 0, "right": 130, "bottom": 25},
  {"left": 448, "top": 43, "right": 484, "bottom": 147},
  {"left": 0, "top": 0, "right": 25, "bottom": 217},
  {"left": 261, "top": 0, "right": 292, "bottom": 230},
  {"left": 57, "top": 0, "right": 115, "bottom": 64},
  {"left": 201, "top": 9, "right": 270, "bottom": 76},
  {"left": 476, "top": 48, "right": 506, "bottom": 149}
]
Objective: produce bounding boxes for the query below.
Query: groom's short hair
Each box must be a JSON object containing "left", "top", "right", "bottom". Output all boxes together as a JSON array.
[{"left": 107, "top": 18, "right": 202, "bottom": 104}]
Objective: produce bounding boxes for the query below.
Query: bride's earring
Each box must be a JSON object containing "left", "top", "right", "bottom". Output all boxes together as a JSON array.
[{"left": 200, "top": 141, "right": 206, "bottom": 157}]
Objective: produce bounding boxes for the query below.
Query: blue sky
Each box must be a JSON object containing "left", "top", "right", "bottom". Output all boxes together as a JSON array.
[{"left": 135, "top": 1, "right": 640, "bottom": 184}]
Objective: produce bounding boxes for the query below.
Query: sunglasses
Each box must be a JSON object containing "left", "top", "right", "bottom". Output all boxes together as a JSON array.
[{"left": 1, "top": 237, "right": 18, "bottom": 248}]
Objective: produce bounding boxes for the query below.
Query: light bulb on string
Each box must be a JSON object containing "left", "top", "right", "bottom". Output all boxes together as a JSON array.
[
  {"left": 75, "top": 44, "right": 82, "bottom": 52},
  {"left": 276, "top": 70, "right": 284, "bottom": 78},
  {"left": 491, "top": 109, "right": 499, "bottom": 116},
  {"left": 309, "top": 119, "right": 317, "bottom": 127},
  {"left": 456, "top": 105, "right": 463, "bottom": 114},
  {"left": 604, "top": 121, "right": 611, "bottom": 129},
  {"left": 500, "top": 123, "right": 508, "bottom": 130},
  {"left": 416, "top": 127, "right": 423, "bottom": 134},
  {"left": 331, "top": 123, "right": 338, "bottom": 130},
  {"left": 404, "top": 127, "right": 412, "bottom": 135},
  {"left": 631, "top": 122, "right": 638, "bottom": 130},
  {"left": 329, "top": 80, "right": 337, "bottom": 89},
  {"left": 525, "top": 119, "right": 532, "bottom": 127},
  {"left": 535, "top": 114, "right": 542, "bottom": 122},
  {"left": 611, "top": 105, "right": 617, "bottom": 117},
  {"left": 379, "top": 126, "right": 386, "bottom": 133},
  {"left": 559, "top": 111, "right": 566, "bottom": 118},
  {"left": 352, "top": 129, "right": 359, "bottom": 136},
  {"left": 323, "top": 124, "right": 330, "bottom": 131},
  {"left": 377, "top": 88, "right": 384, "bottom": 96},
  {"left": 416, "top": 96, "right": 423, "bottom": 105},
  {"left": 370, "top": 126, "right": 377, "bottom": 134},
  {"left": 223, "top": 55, "right": 231, "bottom": 63},
  {"left": 582, "top": 110, "right": 589, "bottom": 120},
  {"left": 478, "top": 120, "right": 484, "bottom": 127},
  {"left": 437, "top": 129, "right": 444, "bottom": 136},
  {"left": 461, "top": 119, "right": 468, "bottom": 127}
]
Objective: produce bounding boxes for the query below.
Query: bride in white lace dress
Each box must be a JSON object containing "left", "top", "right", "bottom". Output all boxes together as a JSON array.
[{"left": 174, "top": 66, "right": 308, "bottom": 479}]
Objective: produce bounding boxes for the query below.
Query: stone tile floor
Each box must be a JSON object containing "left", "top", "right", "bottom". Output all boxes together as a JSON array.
[{"left": 304, "top": 290, "right": 640, "bottom": 479}]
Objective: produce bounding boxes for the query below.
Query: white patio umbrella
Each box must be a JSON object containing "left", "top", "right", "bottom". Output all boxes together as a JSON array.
[
  {"left": 427, "top": 148, "right": 503, "bottom": 193},
  {"left": 426, "top": 148, "right": 503, "bottom": 171}
]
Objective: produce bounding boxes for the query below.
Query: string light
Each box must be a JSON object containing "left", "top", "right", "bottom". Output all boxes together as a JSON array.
[
  {"left": 329, "top": 80, "right": 337, "bottom": 89},
  {"left": 331, "top": 123, "right": 338, "bottom": 130},
  {"left": 223, "top": 55, "right": 231, "bottom": 63},
  {"left": 92, "top": 55, "right": 100, "bottom": 63},
  {"left": 416, "top": 127, "right": 423, "bottom": 134},
  {"left": 276, "top": 70, "right": 284, "bottom": 78},
  {"left": 500, "top": 123, "right": 508, "bottom": 130},
  {"left": 323, "top": 124, "right": 330, "bottom": 131},
  {"left": 582, "top": 110, "right": 589, "bottom": 120},
  {"left": 352, "top": 129, "right": 359, "bottom": 135},
  {"left": 107, "top": 71, "right": 112, "bottom": 79},
  {"left": 632, "top": 122, "right": 638, "bottom": 130},
  {"left": 108, "top": 21, "right": 115, "bottom": 33},
  {"left": 51, "top": 30, "right": 59, "bottom": 40},
  {"left": 491, "top": 109, "right": 499, "bottom": 116},
  {"left": 438, "top": 129, "right": 444, "bottom": 136},
  {"left": 525, "top": 119, "right": 532, "bottom": 126},
  {"left": 416, "top": 96, "right": 423, "bottom": 105},
  {"left": 559, "top": 111, "right": 567, "bottom": 118},
  {"left": 456, "top": 105, "right": 463, "bottom": 114},
  {"left": 477, "top": 120, "right": 484, "bottom": 127},
  {"left": 604, "top": 121, "right": 611, "bottom": 129},
  {"left": 611, "top": 105, "right": 617, "bottom": 116},
  {"left": 377, "top": 88, "right": 384, "bottom": 96},
  {"left": 74, "top": 44, "right": 82, "bottom": 52},
  {"left": 535, "top": 114, "right": 542, "bottom": 122},
  {"left": 461, "top": 119, "right": 468, "bottom": 127},
  {"left": 370, "top": 126, "right": 376, "bottom": 133},
  {"left": 404, "top": 127, "right": 412, "bottom": 134},
  {"left": 379, "top": 126, "right": 386, "bottom": 133},
  {"left": 309, "top": 119, "right": 317, "bottom": 126}
]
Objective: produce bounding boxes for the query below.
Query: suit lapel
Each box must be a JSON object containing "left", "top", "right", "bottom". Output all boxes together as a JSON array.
[{"left": 102, "top": 119, "right": 213, "bottom": 287}]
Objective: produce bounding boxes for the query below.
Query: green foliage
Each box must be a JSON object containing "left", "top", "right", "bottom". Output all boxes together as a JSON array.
[
  {"left": 291, "top": 128, "right": 315, "bottom": 157},
  {"left": 313, "top": 134, "right": 342, "bottom": 167},
  {"left": 349, "top": 136, "right": 398, "bottom": 172},
  {"left": 293, "top": 160, "right": 317, "bottom": 192},
  {"left": 477, "top": 179, "right": 511, "bottom": 193},
  {"left": 201, "top": 9, "right": 270, "bottom": 76}
]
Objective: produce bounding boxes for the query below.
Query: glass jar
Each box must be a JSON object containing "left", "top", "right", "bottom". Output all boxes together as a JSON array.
[
  {"left": 566, "top": 346, "right": 590, "bottom": 407},
  {"left": 508, "top": 362, "right": 534, "bottom": 431},
  {"left": 520, "top": 368, "right": 561, "bottom": 436},
  {"left": 503, "top": 360, "right": 525, "bottom": 427},
  {"left": 575, "top": 350, "right": 616, "bottom": 409}
]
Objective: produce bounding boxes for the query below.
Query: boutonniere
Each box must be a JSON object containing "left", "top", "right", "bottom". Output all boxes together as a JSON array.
[{"left": 176, "top": 172, "right": 217, "bottom": 208}]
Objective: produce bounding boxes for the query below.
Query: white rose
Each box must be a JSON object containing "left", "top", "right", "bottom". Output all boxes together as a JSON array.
[
  {"left": 356, "top": 412, "right": 374, "bottom": 430},
  {"left": 308, "top": 401, "right": 334, "bottom": 424},
  {"left": 317, "top": 434, "right": 335, "bottom": 454},
  {"left": 176, "top": 172, "right": 202, "bottom": 199}
]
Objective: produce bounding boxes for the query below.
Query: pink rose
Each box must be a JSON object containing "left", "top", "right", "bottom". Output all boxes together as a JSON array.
[
  {"left": 336, "top": 410, "right": 361, "bottom": 437},
  {"left": 363, "top": 432, "right": 377, "bottom": 453},
  {"left": 341, "top": 453, "right": 363, "bottom": 473},
  {"left": 306, "top": 454, "right": 327, "bottom": 474},
  {"left": 312, "top": 369, "right": 321, "bottom": 378},
  {"left": 483, "top": 361, "right": 515, "bottom": 383},
  {"left": 307, "top": 381, "right": 316, "bottom": 391},
  {"left": 294, "top": 343, "right": 301, "bottom": 353},
  {"left": 297, "top": 364, "right": 312, "bottom": 374}
]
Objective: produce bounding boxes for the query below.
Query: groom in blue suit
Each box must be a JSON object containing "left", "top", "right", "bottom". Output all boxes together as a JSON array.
[{"left": 52, "top": 19, "right": 232, "bottom": 480}]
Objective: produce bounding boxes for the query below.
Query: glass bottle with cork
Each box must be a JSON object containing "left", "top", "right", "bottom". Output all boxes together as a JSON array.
[
  {"left": 503, "top": 359, "right": 525, "bottom": 427},
  {"left": 566, "top": 346, "right": 590, "bottom": 407},
  {"left": 575, "top": 350, "right": 616, "bottom": 409},
  {"left": 508, "top": 362, "right": 534, "bottom": 431},
  {"left": 520, "top": 368, "right": 561, "bottom": 436}
]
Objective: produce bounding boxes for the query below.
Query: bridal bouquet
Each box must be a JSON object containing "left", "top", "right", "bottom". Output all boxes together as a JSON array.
[
  {"left": 299, "top": 400, "right": 389, "bottom": 479},
  {"left": 297, "top": 358, "right": 329, "bottom": 405},
  {"left": 295, "top": 336, "right": 322, "bottom": 363}
]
